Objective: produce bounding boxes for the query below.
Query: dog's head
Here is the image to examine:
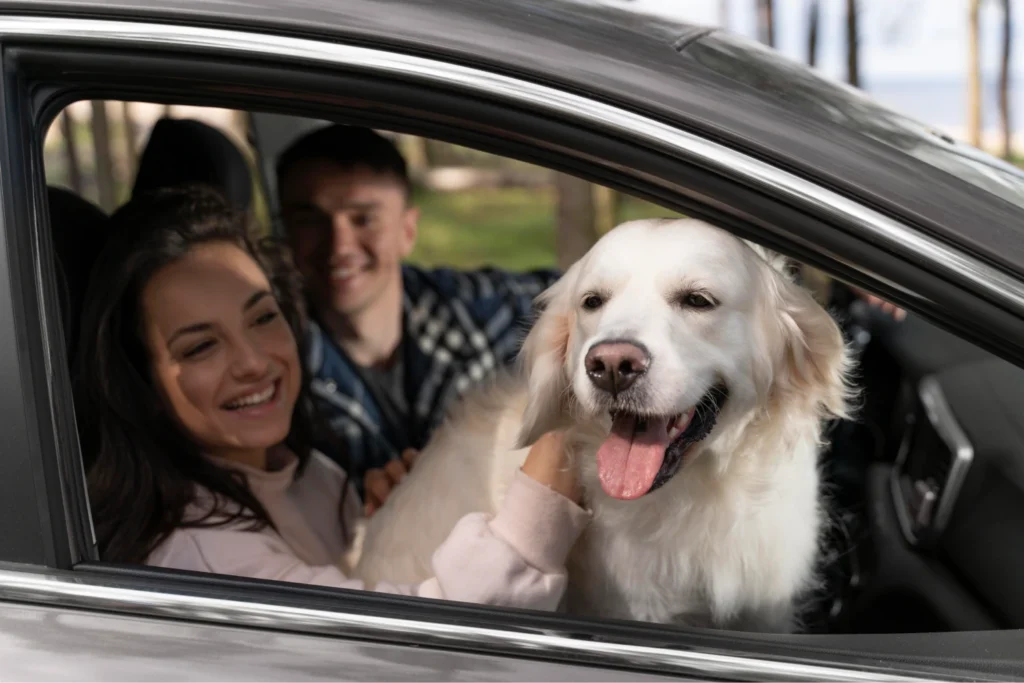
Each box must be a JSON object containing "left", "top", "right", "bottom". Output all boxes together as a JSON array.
[{"left": 516, "top": 218, "right": 851, "bottom": 500}]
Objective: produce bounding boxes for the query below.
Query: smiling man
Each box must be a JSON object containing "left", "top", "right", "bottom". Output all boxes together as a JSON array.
[{"left": 276, "top": 125, "right": 561, "bottom": 509}]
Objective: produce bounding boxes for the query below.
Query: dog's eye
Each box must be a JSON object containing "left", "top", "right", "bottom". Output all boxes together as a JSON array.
[
  {"left": 582, "top": 293, "right": 605, "bottom": 311},
  {"left": 683, "top": 292, "right": 715, "bottom": 309}
]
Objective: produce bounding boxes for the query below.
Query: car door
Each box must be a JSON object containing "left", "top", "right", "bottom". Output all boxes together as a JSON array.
[{"left": 0, "top": 8, "right": 1022, "bottom": 681}]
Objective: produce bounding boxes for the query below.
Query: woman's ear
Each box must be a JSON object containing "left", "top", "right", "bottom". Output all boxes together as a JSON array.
[{"left": 515, "top": 264, "right": 579, "bottom": 448}]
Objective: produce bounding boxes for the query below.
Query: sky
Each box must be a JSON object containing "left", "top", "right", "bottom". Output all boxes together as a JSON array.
[{"left": 621, "top": 0, "right": 1024, "bottom": 84}]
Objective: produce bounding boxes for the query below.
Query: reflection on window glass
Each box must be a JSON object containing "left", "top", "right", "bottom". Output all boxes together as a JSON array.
[{"left": 689, "top": 32, "right": 1024, "bottom": 210}]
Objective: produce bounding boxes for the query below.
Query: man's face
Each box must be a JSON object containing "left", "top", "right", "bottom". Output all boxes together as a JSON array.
[{"left": 279, "top": 159, "right": 418, "bottom": 318}]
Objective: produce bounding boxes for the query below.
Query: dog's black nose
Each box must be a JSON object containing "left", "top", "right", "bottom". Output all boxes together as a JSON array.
[{"left": 585, "top": 341, "right": 650, "bottom": 397}]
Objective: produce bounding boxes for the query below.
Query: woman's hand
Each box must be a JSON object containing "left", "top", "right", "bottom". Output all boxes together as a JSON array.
[
  {"left": 364, "top": 448, "right": 418, "bottom": 517},
  {"left": 521, "top": 430, "right": 580, "bottom": 504}
]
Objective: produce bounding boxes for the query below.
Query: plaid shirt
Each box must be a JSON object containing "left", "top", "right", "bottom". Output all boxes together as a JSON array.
[{"left": 306, "top": 264, "right": 561, "bottom": 488}]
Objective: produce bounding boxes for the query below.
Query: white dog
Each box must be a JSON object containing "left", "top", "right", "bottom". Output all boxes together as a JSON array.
[{"left": 352, "top": 218, "right": 852, "bottom": 632}]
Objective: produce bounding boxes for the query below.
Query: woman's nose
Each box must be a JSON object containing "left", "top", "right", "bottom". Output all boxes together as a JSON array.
[{"left": 231, "top": 337, "right": 270, "bottom": 377}]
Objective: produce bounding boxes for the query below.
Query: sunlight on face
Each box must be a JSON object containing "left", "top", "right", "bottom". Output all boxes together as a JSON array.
[{"left": 140, "top": 241, "right": 302, "bottom": 466}]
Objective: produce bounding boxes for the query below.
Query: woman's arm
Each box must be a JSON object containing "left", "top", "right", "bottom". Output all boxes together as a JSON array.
[{"left": 153, "top": 433, "right": 589, "bottom": 611}]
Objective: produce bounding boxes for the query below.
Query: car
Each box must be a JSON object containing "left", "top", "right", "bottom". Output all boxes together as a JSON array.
[{"left": 2, "top": 0, "right": 1024, "bottom": 680}]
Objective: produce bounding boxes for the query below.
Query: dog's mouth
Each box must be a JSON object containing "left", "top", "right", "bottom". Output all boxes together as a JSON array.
[{"left": 596, "top": 384, "right": 728, "bottom": 500}]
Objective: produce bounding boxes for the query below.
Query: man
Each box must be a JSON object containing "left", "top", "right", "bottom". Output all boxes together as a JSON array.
[{"left": 275, "top": 125, "right": 560, "bottom": 511}]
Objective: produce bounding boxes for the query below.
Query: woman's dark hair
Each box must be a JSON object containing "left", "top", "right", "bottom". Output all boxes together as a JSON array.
[{"left": 75, "top": 184, "right": 342, "bottom": 565}]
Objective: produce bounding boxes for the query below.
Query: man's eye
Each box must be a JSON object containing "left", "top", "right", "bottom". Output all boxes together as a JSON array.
[{"left": 352, "top": 213, "right": 376, "bottom": 229}]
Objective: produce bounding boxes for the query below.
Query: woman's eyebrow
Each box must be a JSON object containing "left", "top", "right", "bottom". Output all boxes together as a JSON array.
[
  {"left": 167, "top": 321, "right": 211, "bottom": 346},
  {"left": 244, "top": 290, "right": 271, "bottom": 311}
]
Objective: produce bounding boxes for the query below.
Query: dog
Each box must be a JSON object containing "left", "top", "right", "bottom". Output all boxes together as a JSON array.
[{"left": 352, "top": 218, "right": 853, "bottom": 632}]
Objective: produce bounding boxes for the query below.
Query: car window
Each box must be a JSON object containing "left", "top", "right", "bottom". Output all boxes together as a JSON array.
[
  {"left": 688, "top": 31, "right": 1024, "bottom": 211},
  {"left": 39, "top": 94, "right": 1024, "bottom": 645}
]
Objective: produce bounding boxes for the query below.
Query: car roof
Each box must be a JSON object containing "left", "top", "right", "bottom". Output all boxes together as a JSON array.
[{"left": 8, "top": 0, "right": 1024, "bottom": 276}]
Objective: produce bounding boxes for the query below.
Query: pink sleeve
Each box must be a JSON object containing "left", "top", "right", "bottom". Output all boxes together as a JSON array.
[{"left": 155, "top": 470, "right": 590, "bottom": 611}]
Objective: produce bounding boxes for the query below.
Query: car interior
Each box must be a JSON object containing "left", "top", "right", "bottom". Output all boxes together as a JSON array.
[{"left": 41, "top": 99, "right": 1024, "bottom": 642}]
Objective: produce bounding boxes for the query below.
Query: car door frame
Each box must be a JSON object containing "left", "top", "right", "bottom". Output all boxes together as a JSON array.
[{"left": 0, "top": 13, "right": 1022, "bottom": 682}]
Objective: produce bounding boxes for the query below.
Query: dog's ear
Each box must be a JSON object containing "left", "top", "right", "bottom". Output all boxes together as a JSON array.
[
  {"left": 514, "top": 264, "right": 580, "bottom": 448},
  {"left": 754, "top": 249, "right": 854, "bottom": 421}
]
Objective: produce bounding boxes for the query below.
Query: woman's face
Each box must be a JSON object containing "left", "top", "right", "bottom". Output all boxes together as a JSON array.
[{"left": 140, "top": 241, "right": 302, "bottom": 465}]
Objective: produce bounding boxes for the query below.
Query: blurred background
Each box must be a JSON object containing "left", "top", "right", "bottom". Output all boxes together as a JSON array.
[{"left": 42, "top": 0, "right": 1018, "bottom": 273}]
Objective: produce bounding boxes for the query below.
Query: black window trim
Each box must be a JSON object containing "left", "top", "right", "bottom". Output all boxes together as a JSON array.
[{"left": 1, "top": 14, "right": 1023, "bottom": 682}]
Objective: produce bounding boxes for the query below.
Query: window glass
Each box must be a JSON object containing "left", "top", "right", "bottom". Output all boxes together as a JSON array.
[{"left": 689, "top": 32, "right": 1024, "bottom": 211}]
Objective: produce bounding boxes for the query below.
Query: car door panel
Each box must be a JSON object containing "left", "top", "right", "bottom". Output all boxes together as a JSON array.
[
  {"left": 932, "top": 359, "right": 1024, "bottom": 627},
  {"left": 0, "top": 601, "right": 674, "bottom": 682}
]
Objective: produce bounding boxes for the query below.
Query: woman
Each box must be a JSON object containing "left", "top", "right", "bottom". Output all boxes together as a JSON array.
[{"left": 75, "top": 185, "right": 588, "bottom": 609}]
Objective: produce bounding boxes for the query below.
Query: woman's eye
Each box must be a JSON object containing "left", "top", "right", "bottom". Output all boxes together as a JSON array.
[
  {"left": 582, "top": 293, "right": 605, "bottom": 311},
  {"left": 182, "top": 340, "right": 215, "bottom": 359},
  {"left": 255, "top": 311, "right": 279, "bottom": 326},
  {"left": 684, "top": 292, "right": 715, "bottom": 309}
]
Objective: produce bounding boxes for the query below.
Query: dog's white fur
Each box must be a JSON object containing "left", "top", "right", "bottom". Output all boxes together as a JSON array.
[{"left": 352, "top": 218, "right": 852, "bottom": 631}]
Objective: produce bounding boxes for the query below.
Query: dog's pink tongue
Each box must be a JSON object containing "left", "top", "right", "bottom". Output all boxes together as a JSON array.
[{"left": 597, "top": 415, "right": 672, "bottom": 500}]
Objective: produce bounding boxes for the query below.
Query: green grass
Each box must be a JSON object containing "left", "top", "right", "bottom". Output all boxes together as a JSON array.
[{"left": 408, "top": 187, "right": 680, "bottom": 271}]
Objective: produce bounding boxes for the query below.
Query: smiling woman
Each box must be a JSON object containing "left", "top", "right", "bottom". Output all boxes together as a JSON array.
[
  {"left": 140, "top": 241, "right": 301, "bottom": 471},
  {"left": 73, "top": 184, "right": 320, "bottom": 565}
]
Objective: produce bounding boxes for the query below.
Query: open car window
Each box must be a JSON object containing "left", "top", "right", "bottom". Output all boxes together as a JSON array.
[{"left": 42, "top": 97, "right": 1024, "bottom": 634}]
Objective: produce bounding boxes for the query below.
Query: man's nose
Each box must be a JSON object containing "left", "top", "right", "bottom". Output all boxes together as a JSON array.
[{"left": 331, "top": 216, "right": 359, "bottom": 252}]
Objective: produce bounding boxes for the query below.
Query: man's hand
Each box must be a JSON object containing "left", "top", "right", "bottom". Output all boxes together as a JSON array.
[
  {"left": 852, "top": 286, "right": 906, "bottom": 321},
  {"left": 363, "top": 448, "right": 419, "bottom": 517}
]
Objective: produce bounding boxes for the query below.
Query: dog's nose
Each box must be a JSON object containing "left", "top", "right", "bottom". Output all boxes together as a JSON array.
[{"left": 585, "top": 341, "right": 650, "bottom": 396}]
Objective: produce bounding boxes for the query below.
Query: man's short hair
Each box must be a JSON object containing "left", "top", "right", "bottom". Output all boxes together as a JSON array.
[{"left": 275, "top": 124, "right": 411, "bottom": 199}]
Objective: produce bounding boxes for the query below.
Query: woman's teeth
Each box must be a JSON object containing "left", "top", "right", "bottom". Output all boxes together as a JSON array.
[{"left": 225, "top": 384, "right": 276, "bottom": 410}]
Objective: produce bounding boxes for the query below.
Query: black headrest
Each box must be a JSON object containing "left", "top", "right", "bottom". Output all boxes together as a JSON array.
[
  {"left": 132, "top": 118, "right": 253, "bottom": 211},
  {"left": 47, "top": 186, "right": 108, "bottom": 356}
]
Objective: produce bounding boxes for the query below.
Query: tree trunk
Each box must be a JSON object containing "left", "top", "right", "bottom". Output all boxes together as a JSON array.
[
  {"left": 90, "top": 100, "right": 117, "bottom": 213},
  {"left": 121, "top": 101, "right": 138, "bottom": 171},
  {"left": 1000, "top": 0, "right": 1013, "bottom": 159},
  {"left": 846, "top": 0, "right": 860, "bottom": 87},
  {"left": 807, "top": 0, "right": 820, "bottom": 67},
  {"left": 554, "top": 173, "right": 598, "bottom": 270},
  {"left": 401, "top": 136, "right": 431, "bottom": 184},
  {"left": 592, "top": 184, "right": 621, "bottom": 236},
  {"left": 968, "top": 0, "right": 983, "bottom": 148},
  {"left": 59, "top": 110, "right": 83, "bottom": 196},
  {"left": 757, "top": 0, "right": 775, "bottom": 48}
]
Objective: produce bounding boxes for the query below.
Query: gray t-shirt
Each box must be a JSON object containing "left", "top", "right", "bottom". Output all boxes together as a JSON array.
[{"left": 351, "top": 345, "right": 411, "bottom": 456}]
